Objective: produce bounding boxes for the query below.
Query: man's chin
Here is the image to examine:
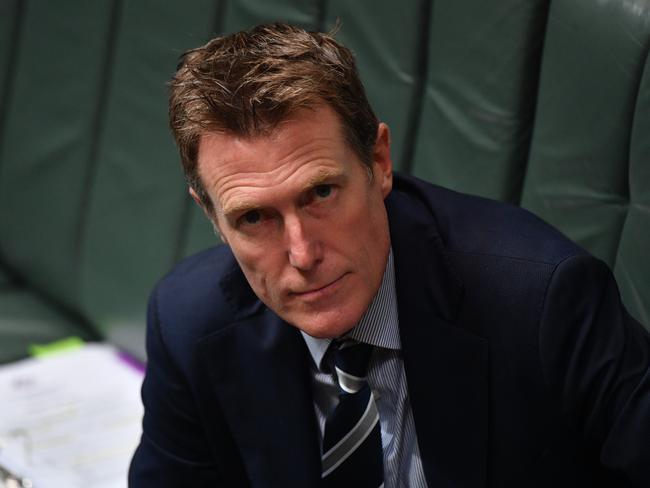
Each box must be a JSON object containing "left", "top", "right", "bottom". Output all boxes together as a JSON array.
[
  {"left": 289, "top": 315, "right": 358, "bottom": 339},
  {"left": 277, "top": 299, "right": 370, "bottom": 339}
]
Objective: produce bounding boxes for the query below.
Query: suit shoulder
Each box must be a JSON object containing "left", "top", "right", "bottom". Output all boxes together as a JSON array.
[
  {"left": 150, "top": 245, "right": 260, "bottom": 347},
  {"left": 392, "top": 174, "right": 586, "bottom": 266},
  {"left": 160, "top": 244, "right": 234, "bottom": 284}
]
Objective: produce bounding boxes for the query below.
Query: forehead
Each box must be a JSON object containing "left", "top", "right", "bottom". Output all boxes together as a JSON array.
[{"left": 196, "top": 105, "right": 357, "bottom": 212}]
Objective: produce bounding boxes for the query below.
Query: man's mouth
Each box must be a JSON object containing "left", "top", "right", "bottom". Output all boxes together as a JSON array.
[{"left": 290, "top": 273, "right": 348, "bottom": 299}]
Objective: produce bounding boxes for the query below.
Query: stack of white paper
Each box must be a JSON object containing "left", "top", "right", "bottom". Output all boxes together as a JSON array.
[{"left": 0, "top": 344, "right": 144, "bottom": 488}]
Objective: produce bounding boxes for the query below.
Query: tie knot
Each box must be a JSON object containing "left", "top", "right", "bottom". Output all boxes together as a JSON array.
[{"left": 332, "top": 340, "right": 373, "bottom": 394}]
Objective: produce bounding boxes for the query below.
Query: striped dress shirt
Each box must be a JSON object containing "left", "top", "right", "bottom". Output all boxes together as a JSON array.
[{"left": 301, "top": 250, "right": 428, "bottom": 487}]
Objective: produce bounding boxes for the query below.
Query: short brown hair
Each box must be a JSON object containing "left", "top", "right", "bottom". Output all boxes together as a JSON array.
[{"left": 169, "top": 22, "right": 379, "bottom": 211}]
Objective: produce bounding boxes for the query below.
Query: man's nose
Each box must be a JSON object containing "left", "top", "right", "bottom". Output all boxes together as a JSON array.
[{"left": 285, "top": 216, "right": 323, "bottom": 271}]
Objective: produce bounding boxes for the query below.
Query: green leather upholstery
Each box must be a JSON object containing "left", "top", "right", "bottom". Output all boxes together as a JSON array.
[
  {"left": 0, "top": 288, "right": 98, "bottom": 363},
  {"left": 521, "top": 0, "right": 650, "bottom": 326},
  {"left": 0, "top": 0, "right": 648, "bottom": 363},
  {"left": 412, "top": 0, "right": 549, "bottom": 202},
  {"left": 322, "top": 0, "right": 428, "bottom": 171}
]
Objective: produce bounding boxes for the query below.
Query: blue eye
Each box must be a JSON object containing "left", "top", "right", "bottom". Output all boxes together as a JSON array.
[
  {"left": 315, "top": 184, "right": 332, "bottom": 198},
  {"left": 242, "top": 210, "right": 261, "bottom": 225}
]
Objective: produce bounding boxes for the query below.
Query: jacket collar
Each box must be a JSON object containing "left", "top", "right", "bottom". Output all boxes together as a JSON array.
[{"left": 387, "top": 179, "right": 488, "bottom": 487}]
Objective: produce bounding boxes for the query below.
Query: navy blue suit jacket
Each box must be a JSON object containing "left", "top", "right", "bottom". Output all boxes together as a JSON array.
[{"left": 129, "top": 174, "right": 650, "bottom": 487}]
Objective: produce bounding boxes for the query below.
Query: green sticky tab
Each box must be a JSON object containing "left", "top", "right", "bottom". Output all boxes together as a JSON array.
[{"left": 29, "top": 336, "right": 85, "bottom": 357}]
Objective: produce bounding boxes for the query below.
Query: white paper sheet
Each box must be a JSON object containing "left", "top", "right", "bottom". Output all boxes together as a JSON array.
[{"left": 0, "top": 344, "right": 144, "bottom": 488}]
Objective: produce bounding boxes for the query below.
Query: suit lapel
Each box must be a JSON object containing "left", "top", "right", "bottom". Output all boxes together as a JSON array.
[
  {"left": 388, "top": 188, "right": 488, "bottom": 487},
  {"left": 197, "top": 309, "right": 321, "bottom": 486}
]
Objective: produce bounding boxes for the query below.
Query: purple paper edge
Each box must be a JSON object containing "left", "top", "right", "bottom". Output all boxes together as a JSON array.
[{"left": 117, "top": 350, "right": 146, "bottom": 374}]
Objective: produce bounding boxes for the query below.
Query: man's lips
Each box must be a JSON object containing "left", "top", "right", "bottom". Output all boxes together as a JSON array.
[{"left": 289, "top": 273, "right": 348, "bottom": 298}]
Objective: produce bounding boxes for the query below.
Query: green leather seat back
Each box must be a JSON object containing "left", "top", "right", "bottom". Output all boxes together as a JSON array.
[
  {"left": 0, "top": 1, "right": 211, "bottom": 355},
  {"left": 0, "top": 2, "right": 119, "bottom": 360},
  {"left": 321, "top": 0, "right": 427, "bottom": 172},
  {"left": 521, "top": 0, "right": 650, "bottom": 326},
  {"left": 0, "top": 1, "right": 117, "bottom": 308},
  {"left": 0, "top": 289, "right": 97, "bottom": 363},
  {"left": 411, "top": 0, "right": 549, "bottom": 203},
  {"left": 72, "top": 1, "right": 216, "bottom": 348}
]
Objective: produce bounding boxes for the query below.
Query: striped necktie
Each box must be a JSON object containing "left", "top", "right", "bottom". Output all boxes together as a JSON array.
[{"left": 321, "top": 340, "right": 384, "bottom": 487}]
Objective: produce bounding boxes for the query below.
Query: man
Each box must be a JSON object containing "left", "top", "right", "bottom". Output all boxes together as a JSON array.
[{"left": 129, "top": 23, "right": 650, "bottom": 487}]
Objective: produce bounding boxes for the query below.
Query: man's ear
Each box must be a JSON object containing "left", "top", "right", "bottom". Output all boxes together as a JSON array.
[
  {"left": 188, "top": 186, "right": 203, "bottom": 207},
  {"left": 373, "top": 122, "right": 393, "bottom": 198},
  {"left": 189, "top": 187, "right": 228, "bottom": 244},
  {"left": 188, "top": 186, "right": 212, "bottom": 217}
]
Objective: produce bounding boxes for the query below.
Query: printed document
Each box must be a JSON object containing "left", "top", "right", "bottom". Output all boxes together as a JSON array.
[{"left": 0, "top": 344, "right": 144, "bottom": 487}]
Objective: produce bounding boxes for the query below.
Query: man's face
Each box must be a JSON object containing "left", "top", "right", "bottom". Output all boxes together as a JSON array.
[{"left": 194, "top": 105, "right": 393, "bottom": 338}]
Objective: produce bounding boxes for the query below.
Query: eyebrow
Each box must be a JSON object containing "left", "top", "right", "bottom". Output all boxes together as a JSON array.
[
  {"left": 300, "top": 167, "right": 346, "bottom": 192},
  {"left": 220, "top": 200, "right": 259, "bottom": 221},
  {"left": 220, "top": 167, "right": 347, "bottom": 220}
]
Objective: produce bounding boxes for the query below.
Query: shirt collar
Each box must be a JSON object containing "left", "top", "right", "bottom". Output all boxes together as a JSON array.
[{"left": 301, "top": 248, "right": 401, "bottom": 370}]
